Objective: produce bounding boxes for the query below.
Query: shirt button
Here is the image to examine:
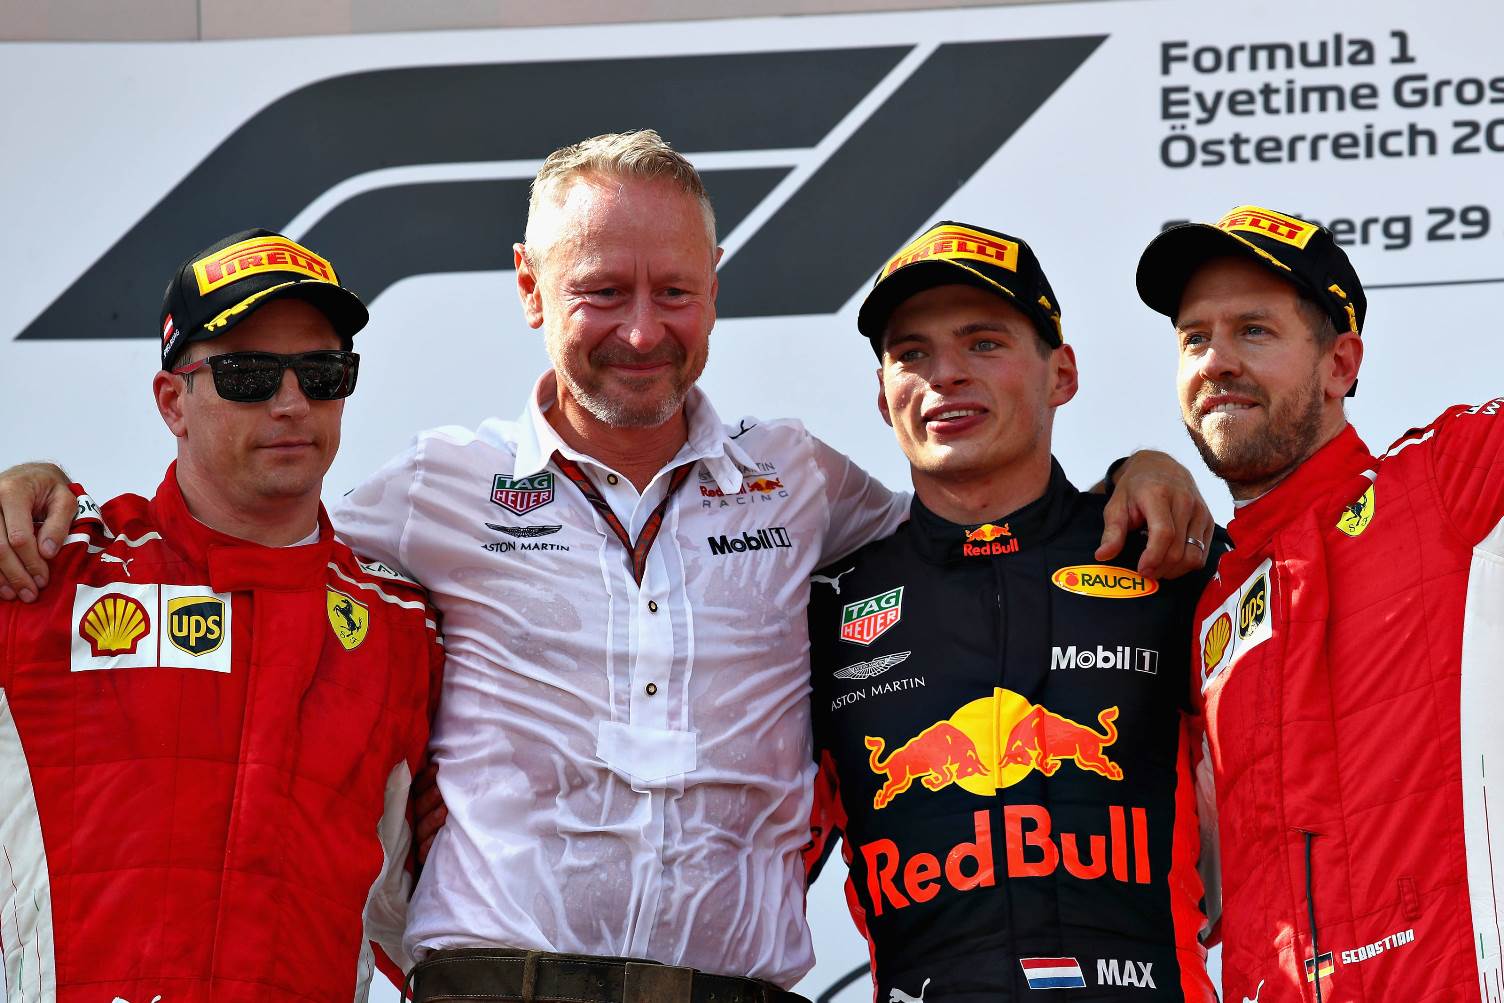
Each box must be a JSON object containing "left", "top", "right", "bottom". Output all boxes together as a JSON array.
[
  {"left": 648, "top": 600, "right": 659, "bottom": 613},
  {"left": 646, "top": 683, "right": 658, "bottom": 696},
  {"left": 606, "top": 474, "right": 619, "bottom": 485}
]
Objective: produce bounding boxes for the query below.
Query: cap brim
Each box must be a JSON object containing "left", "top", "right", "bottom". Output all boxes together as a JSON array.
[
  {"left": 184, "top": 280, "right": 370, "bottom": 351},
  {"left": 858, "top": 259, "right": 1040, "bottom": 346},
  {"left": 1135, "top": 224, "right": 1298, "bottom": 321}
]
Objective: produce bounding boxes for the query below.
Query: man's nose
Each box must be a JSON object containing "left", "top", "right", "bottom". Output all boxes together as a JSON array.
[
  {"left": 268, "top": 366, "right": 311, "bottom": 414},
  {"left": 1200, "top": 335, "right": 1242, "bottom": 381},
  {"left": 619, "top": 294, "right": 667, "bottom": 352},
  {"left": 927, "top": 346, "right": 970, "bottom": 388}
]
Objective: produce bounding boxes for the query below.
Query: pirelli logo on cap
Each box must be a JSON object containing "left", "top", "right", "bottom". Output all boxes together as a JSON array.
[
  {"left": 881, "top": 225, "right": 1020, "bottom": 279},
  {"left": 192, "top": 236, "right": 337, "bottom": 295},
  {"left": 1215, "top": 205, "right": 1318, "bottom": 249}
]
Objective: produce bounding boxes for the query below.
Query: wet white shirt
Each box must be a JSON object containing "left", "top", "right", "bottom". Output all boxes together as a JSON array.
[{"left": 331, "top": 372, "right": 906, "bottom": 988}]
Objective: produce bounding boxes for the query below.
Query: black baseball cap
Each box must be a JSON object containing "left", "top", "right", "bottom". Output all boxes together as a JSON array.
[
  {"left": 857, "top": 220, "right": 1063, "bottom": 354},
  {"left": 1136, "top": 205, "right": 1366, "bottom": 337},
  {"left": 160, "top": 228, "right": 369, "bottom": 370}
]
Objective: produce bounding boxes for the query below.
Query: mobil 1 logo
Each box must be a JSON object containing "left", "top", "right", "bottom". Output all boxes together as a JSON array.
[
  {"left": 1051, "top": 644, "right": 1160, "bottom": 675},
  {"left": 707, "top": 526, "right": 792, "bottom": 556}
]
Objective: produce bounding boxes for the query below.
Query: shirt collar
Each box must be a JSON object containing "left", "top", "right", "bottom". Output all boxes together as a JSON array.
[
  {"left": 908, "top": 457, "right": 1077, "bottom": 565},
  {"left": 512, "top": 370, "right": 753, "bottom": 494},
  {"left": 1225, "top": 423, "right": 1376, "bottom": 552},
  {"left": 149, "top": 462, "right": 336, "bottom": 592}
]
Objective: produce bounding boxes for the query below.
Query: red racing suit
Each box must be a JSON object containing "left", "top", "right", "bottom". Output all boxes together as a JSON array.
[
  {"left": 0, "top": 466, "right": 443, "bottom": 1003},
  {"left": 1192, "top": 402, "right": 1504, "bottom": 1003}
]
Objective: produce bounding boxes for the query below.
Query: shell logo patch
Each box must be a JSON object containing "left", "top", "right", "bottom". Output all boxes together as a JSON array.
[
  {"left": 79, "top": 593, "right": 150, "bottom": 656},
  {"left": 70, "top": 583, "right": 234, "bottom": 672},
  {"left": 1202, "top": 612, "right": 1232, "bottom": 675},
  {"left": 1198, "top": 558, "right": 1275, "bottom": 691},
  {"left": 327, "top": 588, "right": 370, "bottom": 651},
  {"left": 1337, "top": 484, "right": 1376, "bottom": 537},
  {"left": 1051, "top": 565, "right": 1158, "bottom": 599}
]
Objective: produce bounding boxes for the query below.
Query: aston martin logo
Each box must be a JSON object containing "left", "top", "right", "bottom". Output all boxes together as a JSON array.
[
  {"left": 834, "top": 651, "right": 911, "bottom": 681},
  {"left": 487, "top": 523, "right": 562, "bottom": 538}
]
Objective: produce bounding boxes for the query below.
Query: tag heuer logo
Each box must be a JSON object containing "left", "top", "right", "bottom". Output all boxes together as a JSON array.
[
  {"left": 492, "top": 473, "right": 554, "bottom": 514},
  {"left": 840, "top": 586, "right": 903, "bottom": 645}
]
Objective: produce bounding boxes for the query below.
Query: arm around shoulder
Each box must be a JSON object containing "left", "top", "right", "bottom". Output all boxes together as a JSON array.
[{"left": 0, "top": 462, "right": 78, "bottom": 602}]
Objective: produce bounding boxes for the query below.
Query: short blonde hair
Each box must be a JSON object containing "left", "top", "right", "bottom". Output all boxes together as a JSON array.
[{"left": 525, "top": 130, "right": 717, "bottom": 254}]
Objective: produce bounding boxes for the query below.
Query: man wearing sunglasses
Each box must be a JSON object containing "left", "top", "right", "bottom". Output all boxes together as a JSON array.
[
  {"left": 0, "top": 229, "right": 443, "bottom": 1002},
  {"left": 0, "top": 139, "right": 1210, "bottom": 1003}
]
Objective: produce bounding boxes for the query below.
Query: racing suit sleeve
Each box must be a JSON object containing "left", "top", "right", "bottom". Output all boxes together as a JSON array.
[
  {"left": 359, "top": 604, "right": 446, "bottom": 996},
  {"left": 805, "top": 749, "right": 845, "bottom": 885},
  {"left": 1192, "top": 722, "right": 1222, "bottom": 945},
  {"left": 808, "top": 433, "right": 909, "bottom": 566},
  {"left": 1412, "top": 398, "right": 1504, "bottom": 547},
  {"left": 331, "top": 442, "right": 421, "bottom": 577}
]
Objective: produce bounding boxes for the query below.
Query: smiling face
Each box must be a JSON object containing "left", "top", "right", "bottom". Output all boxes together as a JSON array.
[
  {"left": 516, "top": 173, "right": 719, "bottom": 429},
  {"left": 1175, "top": 256, "right": 1359, "bottom": 497},
  {"left": 878, "top": 283, "right": 1077, "bottom": 492},
  {"left": 157, "top": 297, "right": 344, "bottom": 518}
]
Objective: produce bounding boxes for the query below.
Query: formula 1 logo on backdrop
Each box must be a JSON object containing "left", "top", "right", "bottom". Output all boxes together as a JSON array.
[{"left": 15, "top": 36, "right": 1104, "bottom": 343}]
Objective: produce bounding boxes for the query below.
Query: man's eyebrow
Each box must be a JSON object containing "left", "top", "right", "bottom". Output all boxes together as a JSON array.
[
  {"left": 953, "top": 321, "right": 1010, "bottom": 339},
  {"left": 1175, "top": 307, "right": 1274, "bottom": 331}
]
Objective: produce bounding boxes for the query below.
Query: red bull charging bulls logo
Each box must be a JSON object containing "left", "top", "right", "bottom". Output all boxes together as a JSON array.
[
  {"left": 865, "top": 689, "right": 1123, "bottom": 808},
  {"left": 859, "top": 689, "right": 1147, "bottom": 913}
]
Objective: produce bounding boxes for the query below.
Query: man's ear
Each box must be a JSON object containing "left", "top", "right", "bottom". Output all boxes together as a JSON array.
[
  {"left": 1328, "top": 330, "right": 1363, "bottom": 400},
  {"left": 154, "top": 370, "right": 189, "bottom": 438},
  {"left": 1048, "top": 343, "right": 1080, "bottom": 408},
  {"left": 876, "top": 366, "right": 894, "bottom": 428},
  {"left": 514, "top": 243, "right": 545, "bottom": 330}
]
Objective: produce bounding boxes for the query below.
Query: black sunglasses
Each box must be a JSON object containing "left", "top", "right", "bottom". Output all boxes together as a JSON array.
[{"left": 172, "top": 350, "right": 360, "bottom": 403}]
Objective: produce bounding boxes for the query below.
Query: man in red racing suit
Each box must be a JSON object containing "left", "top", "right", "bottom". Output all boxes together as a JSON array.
[
  {"left": 1136, "top": 204, "right": 1504, "bottom": 1003},
  {"left": 0, "top": 229, "right": 443, "bottom": 1002}
]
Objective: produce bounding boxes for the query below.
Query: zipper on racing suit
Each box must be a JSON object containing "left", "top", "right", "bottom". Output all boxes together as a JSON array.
[{"left": 1297, "top": 827, "right": 1325, "bottom": 1003}]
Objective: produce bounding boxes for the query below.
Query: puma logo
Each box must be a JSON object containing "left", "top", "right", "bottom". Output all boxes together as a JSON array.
[
  {"left": 888, "top": 978, "right": 930, "bottom": 1003},
  {"left": 112, "top": 996, "right": 162, "bottom": 1003},
  {"left": 98, "top": 553, "right": 133, "bottom": 577},
  {"left": 811, "top": 567, "right": 856, "bottom": 594},
  {"left": 1242, "top": 980, "right": 1265, "bottom": 1003}
]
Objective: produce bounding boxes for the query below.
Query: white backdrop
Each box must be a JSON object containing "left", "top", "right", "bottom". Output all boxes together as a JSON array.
[{"left": 3, "top": 0, "right": 1502, "bottom": 998}]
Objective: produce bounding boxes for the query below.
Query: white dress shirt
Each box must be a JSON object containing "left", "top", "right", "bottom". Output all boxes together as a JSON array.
[{"left": 331, "top": 372, "right": 906, "bottom": 988}]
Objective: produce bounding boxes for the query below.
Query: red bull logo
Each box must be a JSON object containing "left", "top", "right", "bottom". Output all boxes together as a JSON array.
[
  {"left": 865, "top": 722, "right": 988, "bottom": 809},
  {"left": 1000, "top": 705, "right": 1123, "bottom": 780},
  {"left": 962, "top": 523, "right": 1020, "bottom": 558},
  {"left": 860, "top": 805, "right": 1152, "bottom": 915},
  {"left": 864, "top": 689, "right": 1125, "bottom": 809}
]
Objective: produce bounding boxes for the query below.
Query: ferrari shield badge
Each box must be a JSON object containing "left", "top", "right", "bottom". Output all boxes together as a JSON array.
[{"left": 327, "top": 588, "right": 370, "bottom": 651}]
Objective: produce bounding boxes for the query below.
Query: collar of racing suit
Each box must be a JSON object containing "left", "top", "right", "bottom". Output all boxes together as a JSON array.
[
  {"left": 907, "top": 456, "right": 1078, "bottom": 565},
  {"left": 148, "top": 461, "right": 339, "bottom": 592},
  {"left": 1223, "top": 423, "right": 1377, "bottom": 555}
]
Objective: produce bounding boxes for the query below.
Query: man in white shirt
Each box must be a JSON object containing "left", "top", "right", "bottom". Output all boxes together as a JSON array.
[{"left": 0, "top": 131, "right": 1209, "bottom": 1003}]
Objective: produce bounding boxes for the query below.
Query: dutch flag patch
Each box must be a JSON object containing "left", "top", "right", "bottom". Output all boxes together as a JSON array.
[{"left": 1020, "top": 957, "right": 1087, "bottom": 989}]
